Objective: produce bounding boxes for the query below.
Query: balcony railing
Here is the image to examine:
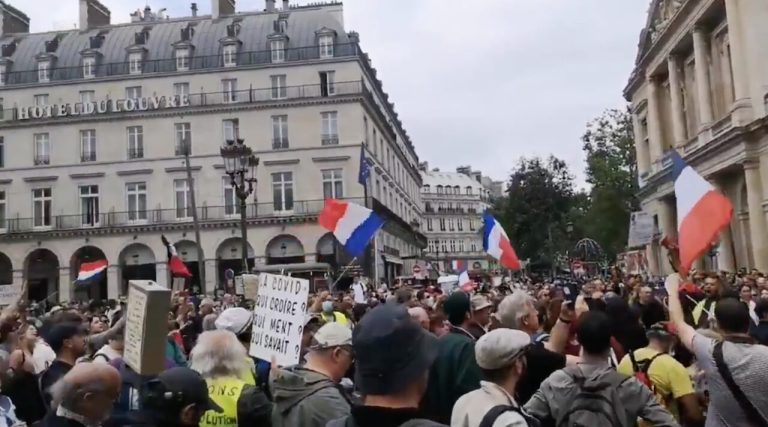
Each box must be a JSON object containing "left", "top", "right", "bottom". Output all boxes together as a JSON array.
[
  {"left": 271, "top": 137, "right": 289, "bottom": 150},
  {"left": 33, "top": 155, "right": 50, "bottom": 165},
  {"left": 321, "top": 135, "right": 339, "bottom": 146},
  {"left": 80, "top": 152, "right": 97, "bottom": 162},
  {"left": 1, "top": 198, "right": 365, "bottom": 235},
  {"left": 127, "top": 147, "right": 144, "bottom": 160}
]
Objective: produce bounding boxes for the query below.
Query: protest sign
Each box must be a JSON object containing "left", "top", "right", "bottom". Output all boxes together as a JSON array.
[
  {"left": 124, "top": 280, "right": 171, "bottom": 375},
  {"left": 249, "top": 273, "right": 310, "bottom": 366},
  {"left": 235, "top": 275, "right": 245, "bottom": 296},
  {"left": 242, "top": 274, "right": 259, "bottom": 301},
  {"left": 628, "top": 211, "right": 654, "bottom": 247},
  {"left": 0, "top": 284, "right": 22, "bottom": 306}
]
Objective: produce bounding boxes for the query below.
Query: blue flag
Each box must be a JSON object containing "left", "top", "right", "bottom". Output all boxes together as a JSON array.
[{"left": 358, "top": 145, "right": 372, "bottom": 186}]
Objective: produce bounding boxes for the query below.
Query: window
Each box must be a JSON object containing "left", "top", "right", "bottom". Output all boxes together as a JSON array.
[
  {"left": 222, "top": 79, "right": 237, "bottom": 103},
  {"left": 270, "top": 74, "right": 286, "bottom": 99},
  {"left": 127, "top": 126, "right": 143, "bottom": 159},
  {"left": 270, "top": 40, "right": 285, "bottom": 63},
  {"left": 125, "top": 86, "right": 142, "bottom": 100},
  {"left": 0, "top": 65, "right": 6, "bottom": 86},
  {"left": 469, "top": 218, "right": 475, "bottom": 231},
  {"left": 79, "top": 90, "right": 95, "bottom": 106},
  {"left": 445, "top": 186, "right": 452, "bottom": 195},
  {"left": 0, "top": 137, "right": 4, "bottom": 168},
  {"left": 436, "top": 185, "right": 443, "bottom": 195},
  {"left": 450, "top": 240, "right": 456, "bottom": 252},
  {"left": 79, "top": 185, "right": 100, "bottom": 226},
  {"left": 319, "top": 35, "right": 334, "bottom": 59},
  {"left": 223, "top": 119, "right": 239, "bottom": 142},
  {"left": 32, "top": 188, "right": 52, "bottom": 228},
  {"left": 38, "top": 61, "right": 50, "bottom": 82},
  {"left": 222, "top": 44, "right": 237, "bottom": 67},
  {"left": 448, "top": 218, "right": 455, "bottom": 231},
  {"left": 80, "top": 130, "right": 96, "bottom": 162},
  {"left": 126, "top": 182, "right": 147, "bottom": 221},
  {"left": 272, "top": 172, "right": 294, "bottom": 212},
  {"left": 466, "top": 186, "right": 472, "bottom": 195},
  {"left": 364, "top": 116, "right": 369, "bottom": 146},
  {"left": 322, "top": 169, "right": 343, "bottom": 199},
  {"left": 176, "top": 48, "right": 190, "bottom": 71},
  {"left": 271, "top": 115, "right": 289, "bottom": 149},
  {"left": 34, "top": 94, "right": 49, "bottom": 106},
  {"left": 174, "top": 179, "right": 192, "bottom": 219},
  {"left": 319, "top": 71, "right": 335, "bottom": 96},
  {"left": 440, "top": 240, "right": 447, "bottom": 253},
  {"left": 457, "top": 218, "right": 463, "bottom": 231},
  {"left": 129, "top": 52, "right": 142, "bottom": 75},
  {"left": 0, "top": 190, "right": 5, "bottom": 230},
  {"left": 427, "top": 218, "right": 433, "bottom": 231},
  {"left": 175, "top": 123, "right": 192, "bottom": 156},
  {"left": 439, "top": 218, "right": 446, "bottom": 231},
  {"left": 83, "top": 57, "right": 96, "bottom": 78},
  {"left": 376, "top": 179, "right": 381, "bottom": 199},
  {"left": 321, "top": 111, "right": 338, "bottom": 145},
  {"left": 458, "top": 240, "right": 465, "bottom": 252},
  {"left": 33, "top": 133, "right": 50, "bottom": 165},
  {"left": 223, "top": 178, "right": 240, "bottom": 217},
  {"left": 470, "top": 241, "right": 477, "bottom": 252},
  {"left": 373, "top": 129, "right": 378, "bottom": 157},
  {"left": 174, "top": 82, "right": 190, "bottom": 98}
]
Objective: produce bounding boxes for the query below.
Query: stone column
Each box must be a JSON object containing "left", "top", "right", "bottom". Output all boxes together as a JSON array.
[
  {"left": 155, "top": 262, "right": 168, "bottom": 288},
  {"left": 107, "top": 265, "right": 119, "bottom": 300},
  {"left": 646, "top": 76, "right": 665, "bottom": 165},
  {"left": 204, "top": 259, "right": 217, "bottom": 296},
  {"left": 692, "top": 26, "right": 714, "bottom": 129},
  {"left": 718, "top": 226, "right": 737, "bottom": 272},
  {"left": 743, "top": 162, "right": 768, "bottom": 271},
  {"left": 58, "top": 267, "right": 71, "bottom": 303},
  {"left": 658, "top": 199, "right": 677, "bottom": 275},
  {"left": 632, "top": 113, "right": 650, "bottom": 176},
  {"left": 723, "top": 0, "right": 753, "bottom": 123},
  {"left": 646, "top": 244, "right": 660, "bottom": 276},
  {"left": 11, "top": 270, "right": 23, "bottom": 288},
  {"left": 667, "top": 55, "right": 688, "bottom": 147}
]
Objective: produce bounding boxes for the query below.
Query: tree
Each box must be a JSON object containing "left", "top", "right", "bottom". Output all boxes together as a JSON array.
[{"left": 581, "top": 107, "right": 638, "bottom": 261}]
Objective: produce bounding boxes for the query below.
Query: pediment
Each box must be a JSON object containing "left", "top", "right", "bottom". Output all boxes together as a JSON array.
[{"left": 634, "top": 0, "right": 685, "bottom": 64}]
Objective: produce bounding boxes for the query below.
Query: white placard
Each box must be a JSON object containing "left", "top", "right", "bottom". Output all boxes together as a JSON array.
[
  {"left": 0, "top": 284, "right": 21, "bottom": 306},
  {"left": 243, "top": 274, "right": 259, "bottom": 301},
  {"left": 235, "top": 276, "right": 245, "bottom": 295},
  {"left": 628, "top": 211, "right": 654, "bottom": 247},
  {"left": 249, "top": 273, "right": 310, "bottom": 366},
  {"left": 123, "top": 285, "right": 148, "bottom": 372}
]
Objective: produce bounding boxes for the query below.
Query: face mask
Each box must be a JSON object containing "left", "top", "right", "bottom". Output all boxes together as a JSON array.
[{"left": 322, "top": 301, "right": 334, "bottom": 313}]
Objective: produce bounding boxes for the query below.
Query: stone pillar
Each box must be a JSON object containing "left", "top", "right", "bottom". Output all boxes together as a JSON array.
[
  {"left": 204, "top": 259, "right": 217, "bottom": 295},
  {"left": 632, "top": 113, "right": 650, "bottom": 175},
  {"left": 646, "top": 76, "right": 665, "bottom": 166},
  {"left": 667, "top": 55, "right": 688, "bottom": 147},
  {"left": 718, "top": 226, "right": 737, "bottom": 272},
  {"left": 107, "top": 265, "right": 119, "bottom": 299},
  {"left": 658, "top": 199, "right": 677, "bottom": 275},
  {"left": 12, "top": 270, "right": 23, "bottom": 288},
  {"left": 692, "top": 26, "right": 714, "bottom": 129},
  {"left": 646, "top": 244, "right": 660, "bottom": 276},
  {"left": 743, "top": 162, "right": 768, "bottom": 271},
  {"left": 155, "top": 262, "right": 168, "bottom": 288},
  {"left": 723, "top": 0, "right": 753, "bottom": 124},
  {"left": 59, "top": 267, "right": 71, "bottom": 303}
]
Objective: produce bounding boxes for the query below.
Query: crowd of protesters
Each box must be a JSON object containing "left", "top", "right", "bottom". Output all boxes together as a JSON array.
[{"left": 0, "top": 269, "right": 764, "bottom": 426}]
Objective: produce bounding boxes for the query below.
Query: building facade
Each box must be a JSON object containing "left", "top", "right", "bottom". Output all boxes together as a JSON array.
[
  {"left": 420, "top": 164, "right": 501, "bottom": 274},
  {"left": 625, "top": 0, "right": 768, "bottom": 275},
  {"left": 0, "top": 0, "right": 425, "bottom": 301}
]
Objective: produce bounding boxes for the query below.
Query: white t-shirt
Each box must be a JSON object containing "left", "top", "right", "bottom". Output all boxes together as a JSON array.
[
  {"left": 92, "top": 345, "right": 122, "bottom": 364},
  {"left": 352, "top": 282, "right": 366, "bottom": 304},
  {"left": 31, "top": 342, "right": 55, "bottom": 374}
]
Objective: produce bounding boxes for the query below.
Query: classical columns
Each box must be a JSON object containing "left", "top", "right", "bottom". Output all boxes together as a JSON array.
[
  {"left": 58, "top": 267, "right": 71, "bottom": 303},
  {"left": 107, "top": 265, "right": 119, "bottom": 299},
  {"left": 667, "top": 55, "right": 688, "bottom": 147},
  {"left": 723, "top": 0, "right": 753, "bottom": 123},
  {"left": 646, "top": 76, "right": 665, "bottom": 165},
  {"left": 658, "top": 198, "right": 677, "bottom": 275},
  {"left": 743, "top": 162, "right": 768, "bottom": 271},
  {"left": 718, "top": 226, "right": 736, "bottom": 273},
  {"left": 646, "top": 244, "right": 660, "bottom": 276},
  {"left": 692, "top": 26, "right": 714, "bottom": 129},
  {"left": 632, "top": 113, "right": 650, "bottom": 175},
  {"left": 155, "top": 262, "right": 168, "bottom": 288}
]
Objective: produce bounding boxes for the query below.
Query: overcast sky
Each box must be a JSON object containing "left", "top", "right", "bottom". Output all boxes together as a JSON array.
[{"left": 19, "top": 0, "right": 650, "bottom": 184}]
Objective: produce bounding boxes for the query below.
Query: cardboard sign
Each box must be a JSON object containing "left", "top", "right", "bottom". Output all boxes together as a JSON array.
[
  {"left": 249, "top": 273, "right": 310, "bottom": 366},
  {"left": 234, "top": 275, "right": 244, "bottom": 296},
  {"left": 124, "top": 280, "right": 171, "bottom": 375},
  {"left": 0, "top": 284, "right": 22, "bottom": 306},
  {"left": 242, "top": 274, "right": 259, "bottom": 300}
]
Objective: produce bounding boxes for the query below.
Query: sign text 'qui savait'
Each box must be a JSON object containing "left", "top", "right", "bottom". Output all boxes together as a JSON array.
[{"left": 17, "top": 94, "right": 190, "bottom": 120}]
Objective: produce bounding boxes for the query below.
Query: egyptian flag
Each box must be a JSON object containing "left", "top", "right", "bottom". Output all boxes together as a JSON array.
[
  {"left": 162, "top": 235, "right": 192, "bottom": 278},
  {"left": 75, "top": 259, "right": 107, "bottom": 286}
]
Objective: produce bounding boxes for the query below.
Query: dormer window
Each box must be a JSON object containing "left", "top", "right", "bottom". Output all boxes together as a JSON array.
[
  {"left": 319, "top": 35, "right": 334, "bottom": 59},
  {"left": 222, "top": 44, "right": 237, "bottom": 68},
  {"left": 83, "top": 57, "right": 96, "bottom": 79},
  {"left": 176, "top": 48, "right": 190, "bottom": 71},
  {"left": 38, "top": 61, "right": 50, "bottom": 83},
  {"left": 270, "top": 39, "right": 285, "bottom": 63},
  {"left": 129, "top": 52, "right": 142, "bottom": 75}
]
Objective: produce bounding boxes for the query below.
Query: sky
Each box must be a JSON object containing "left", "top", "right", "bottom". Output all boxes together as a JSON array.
[{"left": 17, "top": 0, "right": 651, "bottom": 184}]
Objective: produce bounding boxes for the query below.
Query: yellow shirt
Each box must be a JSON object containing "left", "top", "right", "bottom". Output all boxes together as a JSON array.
[
  {"left": 617, "top": 348, "right": 695, "bottom": 421},
  {"left": 200, "top": 376, "right": 246, "bottom": 427}
]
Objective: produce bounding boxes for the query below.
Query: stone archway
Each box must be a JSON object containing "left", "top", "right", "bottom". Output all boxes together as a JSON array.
[
  {"left": 0, "top": 252, "right": 11, "bottom": 285},
  {"left": 119, "top": 243, "right": 156, "bottom": 295},
  {"left": 70, "top": 246, "right": 108, "bottom": 301},
  {"left": 23, "top": 249, "right": 59, "bottom": 303},
  {"left": 215, "top": 237, "right": 255, "bottom": 292},
  {"left": 175, "top": 240, "right": 204, "bottom": 293},
  {"left": 265, "top": 234, "right": 305, "bottom": 265}
]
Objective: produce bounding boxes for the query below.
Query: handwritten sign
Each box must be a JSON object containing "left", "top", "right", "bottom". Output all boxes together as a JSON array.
[
  {"left": 235, "top": 275, "right": 245, "bottom": 296},
  {"left": 242, "top": 274, "right": 259, "bottom": 301},
  {"left": 249, "top": 273, "right": 310, "bottom": 366},
  {"left": 124, "top": 280, "right": 171, "bottom": 375},
  {"left": 0, "top": 284, "right": 21, "bottom": 306}
]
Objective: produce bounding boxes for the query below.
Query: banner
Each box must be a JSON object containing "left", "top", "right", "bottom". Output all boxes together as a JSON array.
[
  {"left": 628, "top": 211, "right": 654, "bottom": 247},
  {"left": 249, "top": 273, "right": 310, "bottom": 366},
  {"left": 0, "top": 284, "right": 21, "bottom": 306},
  {"left": 242, "top": 274, "right": 259, "bottom": 301}
]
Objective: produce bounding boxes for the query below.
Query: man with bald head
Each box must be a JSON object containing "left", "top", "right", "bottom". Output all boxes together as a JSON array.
[
  {"left": 408, "top": 306, "right": 430, "bottom": 331},
  {"left": 42, "top": 362, "right": 121, "bottom": 427}
]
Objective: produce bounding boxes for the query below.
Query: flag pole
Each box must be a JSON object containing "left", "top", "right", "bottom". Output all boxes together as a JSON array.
[{"left": 330, "top": 257, "right": 358, "bottom": 292}]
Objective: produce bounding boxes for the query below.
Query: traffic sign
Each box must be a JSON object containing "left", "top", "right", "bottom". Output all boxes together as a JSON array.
[
  {"left": 412, "top": 265, "right": 422, "bottom": 274},
  {"left": 224, "top": 268, "right": 235, "bottom": 280}
]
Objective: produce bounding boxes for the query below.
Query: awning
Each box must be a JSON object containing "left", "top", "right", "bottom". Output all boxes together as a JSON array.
[
  {"left": 252, "top": 262, "right": 332, "bottom": 274},
  {"left": 381, "top": 254, "right": 403, "bottom": 265}
]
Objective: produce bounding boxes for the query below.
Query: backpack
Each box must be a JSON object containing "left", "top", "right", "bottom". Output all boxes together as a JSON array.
[
  {"left": 628, "top": 351, "right": 668, "bottom": 407},
  {"left": 480, "top": 405, "right": 540, "bottom": 427},
  {"left": 556, "top": 366, "right": 630, "bottom": 427}
]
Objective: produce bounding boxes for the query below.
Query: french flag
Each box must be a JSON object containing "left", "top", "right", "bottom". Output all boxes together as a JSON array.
[
  {"left": 162, "top": 235, "right": 193, "bottom": 278},
  {"left": 75, "top": 259, "right": 107, "bottom": 285},
  {"left": 319, "top": 199, "right": 385, "bottom": 257},
  {"left": 459, "top": 270, "right": 475, "bottom": 292},
  {"left": 671, "top": 150, "right": 733, "bottom": 273},
  {"left": 451, "top": 260, "right": 467, "bottom": 271},
  {"left": 483, "top": 211, "right": 521, "bottom": 270}
]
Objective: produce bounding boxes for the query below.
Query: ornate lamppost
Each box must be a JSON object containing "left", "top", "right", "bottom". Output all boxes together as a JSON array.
[{"left": 220, "top": 138, "right": 259, "bottom": 274}]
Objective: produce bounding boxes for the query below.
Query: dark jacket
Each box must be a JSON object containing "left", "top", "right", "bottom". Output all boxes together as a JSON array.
[
  {"left": 40, "top": 413, "right": 86, "bottom": 427},
  {"left": 327, "top": 406, "right": 446, "bottom": 427},
  {"left": 421, "top": 327, "right": 481, "bottom": 424},
  {"left": 271, "top": 366, "right": 351, "bottom": 427},
  {"left": 751, "top": 320, "right": 768, "bottom": 345}
]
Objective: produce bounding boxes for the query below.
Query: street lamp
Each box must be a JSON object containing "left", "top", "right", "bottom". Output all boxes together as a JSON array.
[{"left": 220, "top": 138, "right": 259, "bottom": 274}]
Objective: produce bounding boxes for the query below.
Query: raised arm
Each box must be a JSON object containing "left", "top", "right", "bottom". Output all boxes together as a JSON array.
[{"left": 665, "top": 274, "right": 696, "bottom": 351}]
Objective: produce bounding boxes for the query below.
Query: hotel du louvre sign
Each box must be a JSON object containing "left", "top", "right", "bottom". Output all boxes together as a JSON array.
[{"left": 17, "top": 94, "right": 191, "bottom": 121}]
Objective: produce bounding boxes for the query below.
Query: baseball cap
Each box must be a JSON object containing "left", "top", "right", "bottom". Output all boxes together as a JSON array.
[
  {"left": 475, "top": 329, "right": 531, "bottom": 370},
  {"left": 214, "top": 307, "right": 253, "bottom": 335},
  {"left": 353, "top": 303, "right": 438, "bottom": 395},
  {"left": 310, "top": 322, "right": 352, "bottom": 350},
  {"left": 141, "top": 367, "right": 223, "bottom": 420},
  {"left": 471, "top": 295, "right": 493, "bottom": 312}
]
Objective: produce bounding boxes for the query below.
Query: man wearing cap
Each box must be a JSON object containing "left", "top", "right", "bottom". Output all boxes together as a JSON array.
[
  {"left": 271, "top": 322, "right": 353, "bottom": 427},
  {"left": 617, "top": 322, "right": 703, "bottom": 426},
  {"left": 39, "top": 323, "right": 88, "bottom": 409},
  {"left": 138, "top": 367, "right": 223, "bottom": 427},
  {"left": 467, "top": 295, "right": 493, "bottom": 340},
  {"left": 327, "top": 304, "right": 445, "bottom": 427},
  {"left": 422, "top": 291, "right": 482, "bottom": 424},
  {"left": 215, "top": 307, "right": 258, "bottom": 386},
  {"left": 452, "top": 329, "right": 535, "bottom": 427}
]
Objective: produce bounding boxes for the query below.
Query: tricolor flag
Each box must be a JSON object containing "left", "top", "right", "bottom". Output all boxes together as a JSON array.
[
  {"left": 670, "top": 150, "right": 733, "bottom": 273},
  {"left": 319, "top": 199, "right": 385, "bottom": 257},
  {"left": 459, "top": 270, "right": 475, "bottom": 292},
  {"left": 75, "top": 259, "right": 107, "bottom": 286},
  {"left": 483, "top": 211, "right": 521, "bottom": 270},
  {"left": 161, "top": 235, "right": 193, "bottom": 278},
  {"left": 451, "top": 260, "right": 467, "bottom": 271}
]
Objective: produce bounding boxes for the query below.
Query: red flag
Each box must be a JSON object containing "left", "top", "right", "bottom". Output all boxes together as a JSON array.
[{"left": 162, "top": 235, "right": 192, "bottom": 278}]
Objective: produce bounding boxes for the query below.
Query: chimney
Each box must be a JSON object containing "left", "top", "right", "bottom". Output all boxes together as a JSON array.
[
  {"left": 211, "top": 0, "right": 235, "bottom": 19},
  {"left": 79, "top": 0, "right": 110, "bottom": 30},
  {"left": 418, "top": 162, "right": 428, "bottom": 172},
  {"left": 282, "top": 0, "right": 289, "bottom": 11},
  {"left": 191, "top": 2, "right": 198, "bottom": 17},
  {"left": 265, "top": 0, "right": 276, "bottom": 12},
  {"left": 0, "top": 1, "right": 29, "bottom": 35}
]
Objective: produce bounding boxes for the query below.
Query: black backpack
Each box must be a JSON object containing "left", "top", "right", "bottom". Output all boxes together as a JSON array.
[
  {"left": 556, "top": 366, "right": 630, "bottom": 427},
  {"left": 479, "top": 405, "right": 540, "bottom": 427}
]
